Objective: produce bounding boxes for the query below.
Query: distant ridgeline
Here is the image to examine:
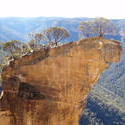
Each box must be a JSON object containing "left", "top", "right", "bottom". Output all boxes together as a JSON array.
[{"left": 0, "top": 17, "right": 123, "bottom": 42}]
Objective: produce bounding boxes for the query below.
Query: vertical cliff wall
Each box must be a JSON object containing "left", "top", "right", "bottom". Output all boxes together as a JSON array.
[{"left": 0, "top": 37, "right": 122, "bottom": 125}]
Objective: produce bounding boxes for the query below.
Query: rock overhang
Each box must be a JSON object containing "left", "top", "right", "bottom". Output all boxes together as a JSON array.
[{"left": 0, "top": 37, "right": 122, "bottom": 125}]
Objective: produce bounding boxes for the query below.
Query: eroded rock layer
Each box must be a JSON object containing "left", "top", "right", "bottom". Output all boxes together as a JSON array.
[{"left": 0, "top": 37, "right": 122, "bottom": 125}]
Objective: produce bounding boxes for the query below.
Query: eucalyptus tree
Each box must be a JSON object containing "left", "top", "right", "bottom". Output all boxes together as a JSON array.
[
  {"left": 92, "top": 18, "right": 116, "bottom": 37},
  {"left": 2, "top": 40, "right": 22, "bottom": 59},
  {"left": 43, "top": 27, "right": 70, "bottom": 46},
  {"left": 28, "top": 33, "right": 45, "bottom": 50},
  {"left": 78, "top": 18, "right": 116, "bottom": 38},
  {"left": 78, "top": 21, "right": 93, "bottom": 38}
]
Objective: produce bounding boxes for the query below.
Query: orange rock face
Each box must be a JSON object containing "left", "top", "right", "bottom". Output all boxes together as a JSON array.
[{"left": 0, "top": 37, "right": 122, "bottom": 125}]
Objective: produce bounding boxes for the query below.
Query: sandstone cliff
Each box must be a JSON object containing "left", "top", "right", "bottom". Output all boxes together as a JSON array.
[{"left": 0, "top": 37, "right": 122, "bottom": 125}]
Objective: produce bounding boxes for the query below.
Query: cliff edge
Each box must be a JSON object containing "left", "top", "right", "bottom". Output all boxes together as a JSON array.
[{"left": 0, "top": 37, "right": 122, "bottom": 125}]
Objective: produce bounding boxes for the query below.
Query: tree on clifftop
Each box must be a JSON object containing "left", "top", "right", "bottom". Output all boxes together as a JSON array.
[
  {"left": 28, "top": 33, "right": 45, "bottom": 50},
  {"left": 92, "top": 18, "right": 116, "bottom": 37},
  {"left": 78, "top": 18, "right": 116, "bottom": 38},
  {"left": 2, "top": 40, "right": 22, "bottom": 59},
  {"left": 21, "top": 43, "right": 31, "bottom": 54},
  {"left": 78, "top": 21, "right": 93, "bottom": 38},
  {"left": 43, "top": 27, "right": 70, "bottom": 46}
]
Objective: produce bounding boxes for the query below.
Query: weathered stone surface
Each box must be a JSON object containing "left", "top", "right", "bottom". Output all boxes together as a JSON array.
[{"left": 0, "top": 37, "right": 122, "bottom": 125}]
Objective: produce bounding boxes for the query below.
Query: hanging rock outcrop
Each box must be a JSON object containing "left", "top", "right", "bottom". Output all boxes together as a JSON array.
[{"left": 0, "top": 37, "right": 122, "bottom": 125}]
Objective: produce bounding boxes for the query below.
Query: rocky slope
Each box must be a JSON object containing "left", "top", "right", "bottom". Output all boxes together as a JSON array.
[{"left": 0, "top": 37, "right": 122, "bottom": 125}]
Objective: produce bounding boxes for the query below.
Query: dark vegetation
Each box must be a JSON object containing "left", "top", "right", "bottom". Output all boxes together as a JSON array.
[
  {"left": 80, "top": 84, "right": 125, "bottom": 125},
  {"left": 0, "top": 17, "right": 125, "bottom": 125}
]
